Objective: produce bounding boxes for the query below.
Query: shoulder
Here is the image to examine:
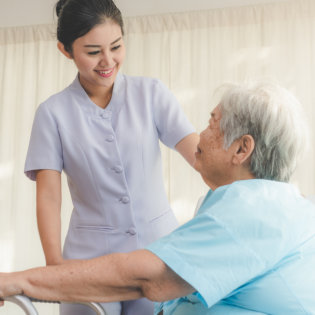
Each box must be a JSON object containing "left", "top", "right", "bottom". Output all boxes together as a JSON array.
[
  {"left": 121, "top": 73, "right": 168, "bottom": 92},
  {"left": 208, "top": 179, "right": 315, "bottom": 232},
  {"left": 41, "top": 85, "right": 72, "bottom": 109},
  {"left": 220, "top": 179, "right": 298, "bottom": 199},
  {"left": 36, "top": 80, "right": 78, "bottom": 117},
  {"left": 201, "top": 180, "right": 297, "bottom": 221}
]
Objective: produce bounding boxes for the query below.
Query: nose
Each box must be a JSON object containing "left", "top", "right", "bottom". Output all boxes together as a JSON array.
[{"left": 99, "top": 50, "right": 112, "bottom": 67}]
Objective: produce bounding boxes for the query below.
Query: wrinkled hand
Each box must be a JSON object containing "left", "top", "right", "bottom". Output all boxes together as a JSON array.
[{"left": 0, "top": 272, "right": 22, "bottom": 307}]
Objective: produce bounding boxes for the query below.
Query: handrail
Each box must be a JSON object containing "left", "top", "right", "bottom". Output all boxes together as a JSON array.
[
  {"left": 4, "top": 295, "right": 107, "bottom": 315},
  {"left": 4, "top": 295, "right": 38, "bottom": 315}
]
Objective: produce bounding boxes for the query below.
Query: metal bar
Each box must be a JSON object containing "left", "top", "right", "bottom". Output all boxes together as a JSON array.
[
  {"left": 4, "top": 295, "right": 107, "bottom": 315},
  {"left": 4, "top": 295, "right": 38, "bottom": 315},
  {"left": 75, "top": 301, "right": 107, "bottom": 315}
]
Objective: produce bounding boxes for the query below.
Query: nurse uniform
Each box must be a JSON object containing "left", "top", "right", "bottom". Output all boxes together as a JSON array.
[
  {"left": 148, "top": 180, "right": 315, "bottom": 315},
  {"left": 24, "top": 72, "right": 195, "bottom": 315}
]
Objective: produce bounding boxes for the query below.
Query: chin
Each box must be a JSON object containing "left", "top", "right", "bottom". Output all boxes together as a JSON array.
[{"left": 193, "top": 161, "right": 201, "bottom": 173}]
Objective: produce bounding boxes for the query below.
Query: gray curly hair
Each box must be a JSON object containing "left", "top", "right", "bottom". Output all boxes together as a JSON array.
[{"left": 218, "top": 82, "right": 309, "bottom": 182}]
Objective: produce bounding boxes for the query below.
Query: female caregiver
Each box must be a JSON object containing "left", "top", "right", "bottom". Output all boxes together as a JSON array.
[{"left": 24, "top": 0, "right": 199, "bottom": 314}]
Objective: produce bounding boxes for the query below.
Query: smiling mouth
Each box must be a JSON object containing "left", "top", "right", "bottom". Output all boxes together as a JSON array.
[{"left": 95, "top": 68, "right": 114, "bottom": 77}]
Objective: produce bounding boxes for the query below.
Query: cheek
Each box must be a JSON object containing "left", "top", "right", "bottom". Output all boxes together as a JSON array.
[
  {"left": 209, "top": 131, "right": 224, "bottom": 149},
  {"left": 117, "top": 49, "right": 126, "bottom": 64},
  {"left": 74, "top": 55, "right": 95, "bottom": 70},
  {"left": 204, "top": 138, "right": 221, "bottom": 152}
]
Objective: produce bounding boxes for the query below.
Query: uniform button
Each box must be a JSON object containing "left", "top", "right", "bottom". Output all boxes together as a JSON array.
[
  {"left": 100, "top": 112, "right": 111, "bottom": 119},
  {"left": 120, "top": 196, "right": 130, "bottom": 204},
  {"left": 113, "top": 166, "right": 123, "bottom": 173},
  {"left": 126, "top": 228, "right": 137, "bottom": 236},
  {"left": 106, "top": 135, "right": 115, "bottom": 142}
]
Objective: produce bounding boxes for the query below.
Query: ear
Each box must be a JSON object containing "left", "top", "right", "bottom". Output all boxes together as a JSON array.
[
  {"left": 57, "top": 41, "right": 73, "bottom": 59},
  {"left": 232, "top": 135, "right": 255, "bottom": 166}
]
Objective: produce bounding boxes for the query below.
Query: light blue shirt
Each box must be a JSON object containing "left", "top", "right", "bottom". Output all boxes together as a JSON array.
[
  {"left": 147, "top": 180, "right": 315, "bottom": 314},
  {"left": 24, "top": 73, "right": 195, "bottom": 260}
]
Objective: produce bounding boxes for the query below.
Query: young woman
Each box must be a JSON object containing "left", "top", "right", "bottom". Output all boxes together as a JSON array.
[{"left": 24, "top": 0, "right": 199, "bottom": 314}]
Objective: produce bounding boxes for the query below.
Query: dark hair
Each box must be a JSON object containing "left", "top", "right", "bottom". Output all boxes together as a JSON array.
[{"left": 56, "top": 0, "right": 124, "bottom": 53}]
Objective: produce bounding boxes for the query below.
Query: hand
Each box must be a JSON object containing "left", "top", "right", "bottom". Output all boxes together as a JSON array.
[{"left": 0, "top": 272, "right": 23, "bottom": 306}]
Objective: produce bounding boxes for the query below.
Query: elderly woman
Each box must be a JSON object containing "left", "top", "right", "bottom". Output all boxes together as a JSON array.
[{"left": 1, "top": 82, "right": 315, "bottom": 315}]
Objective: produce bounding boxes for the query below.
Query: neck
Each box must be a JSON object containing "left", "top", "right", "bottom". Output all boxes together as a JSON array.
[
  {"left": 78, "top": 74, "right": 114, "bottom": 109},
  {"left": 205, "top": 171, "right": 256, "bottom": 191}
]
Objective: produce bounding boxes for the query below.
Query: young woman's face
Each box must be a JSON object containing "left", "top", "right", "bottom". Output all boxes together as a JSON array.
[{"left": 71, "top": 21, "right": 125, "bottom": 91}]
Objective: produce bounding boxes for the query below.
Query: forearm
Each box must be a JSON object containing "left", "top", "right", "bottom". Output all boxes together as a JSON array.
[
  {"left": 175, "top": 132, "right": 200, "bottom": 167},
  {"left": 0, "top": 250, "right": 194, "bottom": 304},
  {"left": 36, "top": 170, "right": 63, "bottom": 265},
  {"left": 37, "top": 205, "right": 62, "bottom": 264},
  {"left": 1, "top": 254, "right": 143, "bottom": 303}
]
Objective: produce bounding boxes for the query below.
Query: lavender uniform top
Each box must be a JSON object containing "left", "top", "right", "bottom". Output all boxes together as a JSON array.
[{"left": 24, "top": 72, "right": 195, "bottom": 259}]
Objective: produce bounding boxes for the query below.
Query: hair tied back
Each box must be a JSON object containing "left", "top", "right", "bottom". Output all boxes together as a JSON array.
[{"left": 56, "top": 0, "right": 69, "bottom": 17}]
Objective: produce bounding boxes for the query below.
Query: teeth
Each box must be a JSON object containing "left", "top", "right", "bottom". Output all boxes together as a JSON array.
[{"left": 98, "top": 70, "right": 112, "bottom": 75}]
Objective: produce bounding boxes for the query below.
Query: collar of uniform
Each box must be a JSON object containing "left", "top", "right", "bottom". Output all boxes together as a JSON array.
[{"left": 68, "top": 72, "right": 125, "bottom": 120}]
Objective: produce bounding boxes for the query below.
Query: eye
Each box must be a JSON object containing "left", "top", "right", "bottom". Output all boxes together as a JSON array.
[
  {"left": 87, "top": 51, "right": 100, "bottom": 55},
  {"left": 111, "top": 45, "right": 121, "bottom": 51}
]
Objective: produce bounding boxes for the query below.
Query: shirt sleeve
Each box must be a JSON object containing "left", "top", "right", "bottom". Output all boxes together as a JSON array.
[
  {"left": 24, "top": 103, "right": 63, "bottom": 181},
  {"left": 146, "top": 210, "right": 265, "bottom": 308},
  {"left": 152, "top": 79, "right": 195, "bottom": 148}
]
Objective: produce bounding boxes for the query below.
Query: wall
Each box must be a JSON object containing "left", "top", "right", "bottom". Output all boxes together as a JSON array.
[{"left": 0, "top": 0, "right": 290, "bottom": 27}]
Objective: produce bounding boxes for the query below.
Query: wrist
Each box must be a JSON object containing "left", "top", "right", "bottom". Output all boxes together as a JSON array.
[
  {"left": 46, "top": 256, "right": 64, "bottom": 266},
  {"left": 0, "top": 272, "right": 24, "bottom": 298}
]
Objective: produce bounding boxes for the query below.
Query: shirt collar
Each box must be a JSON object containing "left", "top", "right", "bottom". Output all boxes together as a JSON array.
[{"left": 68, "top": 72, "right": 124, "bottom": 119}]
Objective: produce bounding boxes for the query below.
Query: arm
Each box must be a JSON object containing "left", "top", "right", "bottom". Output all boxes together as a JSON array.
[
  {"left": 36, "top": 170, "right": 63, "bottom": 265},
  {"left": 175, "top": 133, "right": 200, "bottom": 167},
  {"left": 0, "top": 250, "right": 195, "bottom": 304}
]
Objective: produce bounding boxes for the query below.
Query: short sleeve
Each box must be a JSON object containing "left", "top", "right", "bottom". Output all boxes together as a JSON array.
[
  {"left": 24, "top": 103, "right": 63, "bottom": 181},
  {"left": 152, "top": 80, "right": 195, "bottom": 148},
  {"left": 147, "top": 212, "right": 265, "bottom": 308}
]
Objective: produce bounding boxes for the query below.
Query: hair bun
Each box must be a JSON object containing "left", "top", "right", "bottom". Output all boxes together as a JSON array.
[{"left": 56, "top": 0, "right": 69, "bottom": 17}]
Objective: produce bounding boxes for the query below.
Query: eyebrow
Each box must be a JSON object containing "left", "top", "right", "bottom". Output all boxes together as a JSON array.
[{"left": 84, "top": 37, "right": 122, "bottom": 48}]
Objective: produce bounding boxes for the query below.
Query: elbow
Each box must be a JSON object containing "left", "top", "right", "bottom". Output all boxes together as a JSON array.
[
  {"left": 139, "top": 273, "right": 195, "bottom": 303},
  {"left": 140, "top": 280, "right": 165, "bottom": 302},
  {"left": 140, "top": 279, "right": 183, "bottom": 302}
]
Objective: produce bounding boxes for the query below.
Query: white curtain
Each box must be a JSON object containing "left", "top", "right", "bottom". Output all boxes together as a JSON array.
[{"left": 0, "top": 0, "right": 314, "bottom": 313}]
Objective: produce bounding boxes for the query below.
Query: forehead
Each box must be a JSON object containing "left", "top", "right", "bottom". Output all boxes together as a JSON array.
[
  {"left": 210, "top": 104, "right": 222, "bottom": 120},
  {"left": 75, "top": 21, "right": 122, "bottom": 45}
]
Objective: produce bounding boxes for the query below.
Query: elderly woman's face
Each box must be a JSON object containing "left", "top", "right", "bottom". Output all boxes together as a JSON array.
[{"left": 194, "top": 105, "right": 235, "bottom": 189}]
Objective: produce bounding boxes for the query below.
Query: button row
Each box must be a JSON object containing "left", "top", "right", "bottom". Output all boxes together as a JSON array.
[
  {"left": 126, "top": 228, "right": 137, "bottom": 236},
  {"left": 100, "top": 112, "right": 111, "bottom": 119},
  {"left": 120, "top": 196, "right": 130, "bottom": 204},
  {"left": 112, "top": 166, "right": 123, "bottom": 174},
  {"left": 106, "top": 135, "right": 115, "bottom": 142}
]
